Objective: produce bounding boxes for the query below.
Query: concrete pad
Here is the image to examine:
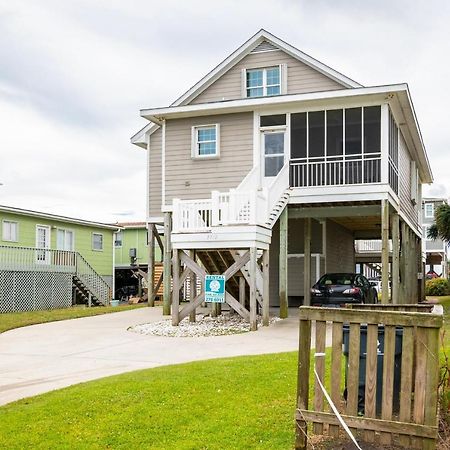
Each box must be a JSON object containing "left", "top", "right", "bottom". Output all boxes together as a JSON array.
[{"left": 0, "top": 307, "right": 306, "bottom": 406}]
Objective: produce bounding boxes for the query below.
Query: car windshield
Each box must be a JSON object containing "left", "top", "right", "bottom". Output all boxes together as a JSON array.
[{"left": 318, "top": 274, "right": 355, "bottom": 286}]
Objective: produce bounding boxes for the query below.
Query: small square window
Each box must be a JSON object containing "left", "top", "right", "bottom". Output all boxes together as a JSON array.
[
  {"left": 92, "top": 233, "right": 103, "bottom": 251},
  {"left": 2, "top": 220, "right": 18, "bottom": 242},
  {"left": 192, "top": 125, "right": 220, "bottom": 158},
  {"left": 246, "top": 66, "right": 281, "bottom": 98}
]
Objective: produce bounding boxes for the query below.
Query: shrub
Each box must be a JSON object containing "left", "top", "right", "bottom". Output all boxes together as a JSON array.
[{"left": 425, "top": 278, "right": 450, "bottom": 296}]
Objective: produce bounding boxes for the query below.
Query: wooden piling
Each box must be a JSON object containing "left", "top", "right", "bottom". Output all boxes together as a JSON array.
[{"left": 279, "top": 207, "right": 288, "bottom": 318}]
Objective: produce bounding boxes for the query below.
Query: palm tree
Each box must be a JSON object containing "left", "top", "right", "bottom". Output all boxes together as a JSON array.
[{"left": 427, "top": 204, "right": 450, "bottom": 244}]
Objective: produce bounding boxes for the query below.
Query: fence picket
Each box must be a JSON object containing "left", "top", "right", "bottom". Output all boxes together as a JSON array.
[
  {"left": 329, "top": 321, "right": 343, "bottom": 438},
  {"left": 364, "top": 323, "right": 378, "bottom": 442}
]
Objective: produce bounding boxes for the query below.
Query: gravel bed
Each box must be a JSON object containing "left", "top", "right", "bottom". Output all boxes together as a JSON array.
[{"left": 129, "top": 313, "right": 281, "bottom": 337}]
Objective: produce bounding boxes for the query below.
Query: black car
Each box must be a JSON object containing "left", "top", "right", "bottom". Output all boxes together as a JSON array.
[{"left": 310, "top": 273, "right": 378, "bottom": 306}]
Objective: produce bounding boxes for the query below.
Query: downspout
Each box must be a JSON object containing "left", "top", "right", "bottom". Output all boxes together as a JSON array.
[{"left": 112, "top": 228, "right": 117, "bottom": 299}]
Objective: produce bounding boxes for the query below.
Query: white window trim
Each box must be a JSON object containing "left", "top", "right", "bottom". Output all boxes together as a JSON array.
[
  {"left": 2, "top": 220, "right": 19, "bottom": 242},
  {"left": 191, "top": 124, "right": 220, "bottom": 159},
  {"left": 424, "top": 203, "right": 434, "bottom": 219},
  {"left": 244, "top": 64, "right": 286, "bottom": 98},
  {"left": 56, "top": 228, "right": 75, "bottom": 251},
  {"left": 92, "top": 232, "right": 104, "bottom": 251}
]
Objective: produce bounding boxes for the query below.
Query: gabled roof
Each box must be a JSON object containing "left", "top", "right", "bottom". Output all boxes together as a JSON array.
[
  {"left": 0, "top": 205, "right": 121, "bottom": 230},
  {"left": 172, "top": 29, "right": 362, "bottom": 106},
  {"left": 131, "top": 29, "right": 361, "bottom": 147}
]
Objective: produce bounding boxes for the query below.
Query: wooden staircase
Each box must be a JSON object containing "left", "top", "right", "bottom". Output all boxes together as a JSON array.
[
  {"left": 73, "top": 276, "right": 104, "bottom": 306},
  {"left": 72, "top": 252, "right": 112, "bottom": 306},
  {"left": 266, "top": 189, "right": 291, "bottom": 229}
]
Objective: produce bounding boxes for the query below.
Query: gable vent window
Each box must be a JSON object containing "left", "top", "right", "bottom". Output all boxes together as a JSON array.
[{"left": 246, "top": 66, "right": 281, "bottom": 98}]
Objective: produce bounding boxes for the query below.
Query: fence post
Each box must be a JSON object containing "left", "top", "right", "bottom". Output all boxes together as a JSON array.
[{"left": 211, "top": 191, "right": 220, "bottom": 226}]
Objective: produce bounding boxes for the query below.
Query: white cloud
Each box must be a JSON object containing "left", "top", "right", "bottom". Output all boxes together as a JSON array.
[{"left": 0, "top": 0, "right": 449, "bottom": 223}]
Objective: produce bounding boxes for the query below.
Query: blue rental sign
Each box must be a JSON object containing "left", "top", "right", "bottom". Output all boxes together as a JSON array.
[{"left": 205, "top": 274, "right": 226, "bottom": 303}]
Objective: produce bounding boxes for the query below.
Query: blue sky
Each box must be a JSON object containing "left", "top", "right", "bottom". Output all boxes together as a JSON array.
[{"left": 0, "top": 0, "right": 449, "bottom": 222}]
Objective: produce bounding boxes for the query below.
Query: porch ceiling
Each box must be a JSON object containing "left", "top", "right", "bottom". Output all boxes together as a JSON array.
[{"left": 288, "top": 201, "right": 382, "bottom": 237}]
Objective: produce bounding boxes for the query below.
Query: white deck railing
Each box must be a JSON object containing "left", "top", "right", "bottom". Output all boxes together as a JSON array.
[
  {"left": 0, "top": 245, "right": 111, "bottom": 304},
  {"left": 355, "top": 240, "right": 392, "bottom": 253},
  {"left": 172, "top": 162, "right": 292, "bottom": 233}
]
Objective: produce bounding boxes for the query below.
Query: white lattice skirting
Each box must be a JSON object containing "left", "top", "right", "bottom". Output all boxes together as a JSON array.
[{"left": 0, "top": 270, "right": 72, "bottom": 313}]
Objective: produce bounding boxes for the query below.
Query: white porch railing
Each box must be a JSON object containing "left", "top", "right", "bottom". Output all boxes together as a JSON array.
[
  {"left": 355, "top": 239, "right": 392, "bottom": 253},
  {"left": 0, "top": 245, "right": 111, "bottom": 305},
  {"left": 172, "top": 162, "right": 292, "bottom": 233},
  {"left": 172, "top": 191, "right": 267, "bottom": 233},
  {"left": 290, "top": 154, "right": 381, "bottom": 188}
]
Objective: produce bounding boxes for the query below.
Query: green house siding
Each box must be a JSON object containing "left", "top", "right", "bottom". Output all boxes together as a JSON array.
[
  {"left": 114, "top": 227, "right": 162, "bottom": 267},
  {"left": 0, "top": 211, "right": 115, "bottom": 278}
]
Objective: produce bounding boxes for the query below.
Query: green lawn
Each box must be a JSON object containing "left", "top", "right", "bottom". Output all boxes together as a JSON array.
[
  {"left": 0, "top": 304, "right": 145, "bottom": 334},
  {"left": 0, "top": 300, "right": 448, "bottom": 449},
  {"left": 0, "top": 352, "right": 298, "bottom": 450}
]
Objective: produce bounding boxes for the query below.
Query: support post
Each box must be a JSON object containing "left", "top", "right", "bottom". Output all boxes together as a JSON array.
[
  {"left": 391, "top": 212, "right": 400, "bottom": 304},
  {"left": 279, "top": 207, "right": 288, "bottom": 318},
  {"left": 172, "top": 249, "right": 180, "bottom": 325},
  {"left": 303, "top": 218, "right": 311, "bottom": 306},
  {"left": 239, "top": 276, "right": 246, "bottom": 307},
  {"left": 147, "top": 223, "right": 155, "bottom": 306},
  {"left": 163, "top": 212, "right": 172, "bottom": 315},
  {"left": 399, "top": 221, "right": 407, "bottom": 304},
  {"left": 249, "top": 247, "right": 257, "bottom": 331},
  {"left": 262, "top": 248, "right": 270, "bottom": 326},
  {"left": 404, "top": 224, "right": 411, "bottom": 303},
  {"left": 381, "top": 199, "right": 390, "bottom": 304},
  {"left": 189, "top": 250, "right": 196, "bottom": 322}
]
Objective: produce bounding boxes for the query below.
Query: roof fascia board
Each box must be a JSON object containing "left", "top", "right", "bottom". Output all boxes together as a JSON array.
[
  {"left": 0, "top": 206, "right": 121, "bottom": 230},
  {"left": 131, "top": 123, "right": 160, "bottom": 149},
  {"left": 141, "top": 84, "right": 408, "bottom": 120},
  {"left": 389, "top": 90, "right": 432, "bottom": 184}
]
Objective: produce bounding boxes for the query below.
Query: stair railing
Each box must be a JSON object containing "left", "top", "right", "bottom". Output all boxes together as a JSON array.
[
  {"left": 266, "top": 163, "right": 290, "bottom": 219},
  {"left": 75, "top": 252, "right": 111, "bottom": 305}
]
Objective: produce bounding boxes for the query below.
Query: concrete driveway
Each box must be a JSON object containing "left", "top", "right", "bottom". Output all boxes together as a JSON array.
[{"left": 0, "top": 307, "right": 301, "bottom": 406}]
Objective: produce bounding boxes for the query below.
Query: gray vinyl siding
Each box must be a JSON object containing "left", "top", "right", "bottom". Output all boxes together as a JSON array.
[
  {"left": 149, "top": 128, "right": 162, "bottom": 217},
  {"left": 398, "top": 133, "right": 420, "bottom": 230},
  {"left": 191, "top": 50, "right": 345, "bottom": 104},
  {"left": 164, "top": 112, "right": 253, "bottom": 204},
  {"left": 325, "top": 219, "right": 355, "bottom": 274}
]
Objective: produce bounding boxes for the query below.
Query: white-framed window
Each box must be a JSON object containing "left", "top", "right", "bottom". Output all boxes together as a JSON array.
[
  {"left": 191, "top": 124, "right": 220, "bottom": 158},
  {"left": 56, "top": 229, "right": 74, "bottom": 251},
  {"left": 92, "top": 232, "right": 103, "bottom": 251},
  {"left": 424, "top": 203, "right": 434, "bottom": 219},
  {"left": 2, "top": 220, "right": 18, "bottom": 242},
  {"left": 246, "top": 66, "right": 281, "bottom": 97},
  {"left": 114, "top": 230, "right": 123, "bottom": 247}
]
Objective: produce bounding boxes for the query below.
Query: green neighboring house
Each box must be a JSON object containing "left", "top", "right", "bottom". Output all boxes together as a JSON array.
[
  {"left": 0, "top": 205, "right": 119, "bottom": 313},
  {"left": 114, "top": 222, "right": 162, "bottom": 298}
]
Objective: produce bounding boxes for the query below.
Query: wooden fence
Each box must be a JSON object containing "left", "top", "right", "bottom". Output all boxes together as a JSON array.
[{"left": 295, "top": 306, "right": 443, "bottom": 450}]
